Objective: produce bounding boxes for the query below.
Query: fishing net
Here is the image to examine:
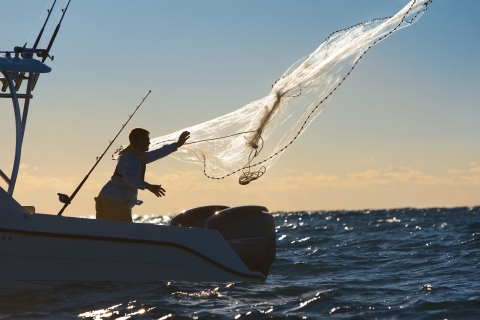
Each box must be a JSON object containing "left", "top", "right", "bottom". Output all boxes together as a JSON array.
[{"left": 115, "top": 0, "right": 433, "bottom": 185}]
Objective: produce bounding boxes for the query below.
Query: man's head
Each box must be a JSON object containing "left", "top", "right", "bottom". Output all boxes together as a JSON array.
[{"left": 129, "top": 128, "right": 150, "bottom": 152}]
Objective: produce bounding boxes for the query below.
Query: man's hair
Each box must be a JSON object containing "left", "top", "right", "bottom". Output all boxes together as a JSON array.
[{"left": 129, "top": 128, "right": 150, "bottom": 144}]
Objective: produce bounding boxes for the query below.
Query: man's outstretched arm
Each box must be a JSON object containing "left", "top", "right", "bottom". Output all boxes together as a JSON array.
[
  {"left": 143, "top": 131, "right": 189, "bottom": 196},
  {"left": 144, "top": 131, "right": 191, "bottom": 163}
]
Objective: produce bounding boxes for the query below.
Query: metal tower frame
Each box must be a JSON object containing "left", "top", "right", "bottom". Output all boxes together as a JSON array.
[{"left": 0, "top": 48, "right": 51, "bottom": 195}]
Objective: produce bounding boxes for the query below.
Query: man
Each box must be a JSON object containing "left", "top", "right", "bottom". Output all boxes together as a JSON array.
[{"left": 95, "top": 128, "right": 190, "bottom": 222}]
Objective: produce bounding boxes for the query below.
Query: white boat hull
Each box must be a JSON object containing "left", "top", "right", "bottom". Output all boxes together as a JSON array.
[{"left": 0, "top": 189, "right": 264, "bottom": 295}]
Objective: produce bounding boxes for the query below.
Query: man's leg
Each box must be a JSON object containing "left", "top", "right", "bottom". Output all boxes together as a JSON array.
[
  {"left": 111, "top": 198, "right": 133, "bottom": 222},
  {"left": 95, "top": 196, "right": 105, "bottom": 220},
  {"left": 95, "top": 194, "right": 132, "bottom": 222}
]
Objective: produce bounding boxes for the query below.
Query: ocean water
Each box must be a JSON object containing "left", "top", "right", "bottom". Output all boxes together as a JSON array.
[{"left": 0, "top": 207, "right": 478, "bottom": 319}]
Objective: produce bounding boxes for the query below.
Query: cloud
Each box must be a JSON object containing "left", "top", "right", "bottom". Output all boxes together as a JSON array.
[
  {"left": 14, "top": 170, "right": 103, "bottom": 193},
  {"left": 11, "top": 162, "right": 480, "bottom": 208},
  {"left": 266, "top": 163, "right": 480, "bottom": 191},
  {"left": 468, "top": 162, "right": 480, "bottom": 173},
  {"left": 11, "top": 163, "right": 480, "bottom": 201},
  {"left": 8, "top": 162, "right": 479, "bottom": 215}
]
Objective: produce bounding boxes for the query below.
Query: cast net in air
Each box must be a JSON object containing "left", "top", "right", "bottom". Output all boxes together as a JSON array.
[{"left": 115, "top": 0, "right": 433, "bottom": 185}]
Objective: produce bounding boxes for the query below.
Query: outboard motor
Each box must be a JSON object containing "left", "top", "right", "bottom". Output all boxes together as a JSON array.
[
  {"left": 170, "top": 205, "right": 229, "bottom": 228},
  {"left": 205, "top": 205, "right": 276, "bottom": 277}
]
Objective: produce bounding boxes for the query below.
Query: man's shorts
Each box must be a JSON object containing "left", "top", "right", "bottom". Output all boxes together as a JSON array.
[{"left": 95, "top": 193, "right": 132, "bottom": 222}]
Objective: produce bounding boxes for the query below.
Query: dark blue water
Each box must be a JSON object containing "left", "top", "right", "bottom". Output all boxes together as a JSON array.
[{"left": 0, "top": 207, "right": 479, "bottom": 319}]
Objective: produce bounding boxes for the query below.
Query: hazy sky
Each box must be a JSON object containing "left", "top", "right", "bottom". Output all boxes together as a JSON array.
[{"left": 1, "top": 0, "right": 479, "bottom": 217}]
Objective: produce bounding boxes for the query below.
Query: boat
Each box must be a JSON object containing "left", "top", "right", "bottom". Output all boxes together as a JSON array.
[
  {"left": 0, "top": 8, "right": 276, "bottom": 295},
  {"left": 0, "top": 186, "right": 275, "bottom": 294}
]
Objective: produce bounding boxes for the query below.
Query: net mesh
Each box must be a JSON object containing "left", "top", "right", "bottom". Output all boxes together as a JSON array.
[{"left": 115, "top": 0, "right": 433, "bottom": 185}]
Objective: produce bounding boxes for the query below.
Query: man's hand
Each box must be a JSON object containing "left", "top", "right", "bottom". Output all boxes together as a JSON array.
[
  {"left": 145, "top": 183, "right": 166, "bottom": 197},
  {"left": 176, "top": 131, "right": 190, "bottom": 148}
]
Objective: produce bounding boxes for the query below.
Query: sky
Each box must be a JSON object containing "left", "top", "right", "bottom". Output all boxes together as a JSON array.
[{"left": 1, "top": 0, "right": 479, "bottom": 217}]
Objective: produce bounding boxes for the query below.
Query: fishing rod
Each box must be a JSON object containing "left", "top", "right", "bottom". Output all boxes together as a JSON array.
[
  {"left": 34, "top": 0, "right": 58, "bottom": 49},
  {"left": 57, "top": 90, "right": 152, "bottom": 216},
  {"left": 32, "top": 0, "right": 71, "bottom": 90},
  {"left": 41, "top": 0, "right": 71, "bottom": 63},
  {"left": 12, "top": 0, "right": 57, "bottom": 91}
]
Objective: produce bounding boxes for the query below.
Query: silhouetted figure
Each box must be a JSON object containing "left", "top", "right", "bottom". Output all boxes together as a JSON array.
[{"left": 95, "top": 128, "right": 190, "bottom": 222}]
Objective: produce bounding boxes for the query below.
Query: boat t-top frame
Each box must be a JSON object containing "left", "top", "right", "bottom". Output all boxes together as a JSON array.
[
  {"left": 0, "top": 47, "right": 52, "bottom": 195},
  {"left": 0, "top": 0, "right": 70, "bottom": 196}
]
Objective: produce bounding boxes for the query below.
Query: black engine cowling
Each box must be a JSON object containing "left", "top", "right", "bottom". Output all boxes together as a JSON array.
[
  {"left": 170, "top": 205, "right": 229, "bottom": 228},
  {"left": 205, "top": 205, "right": 276, "bottom": 277}
]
